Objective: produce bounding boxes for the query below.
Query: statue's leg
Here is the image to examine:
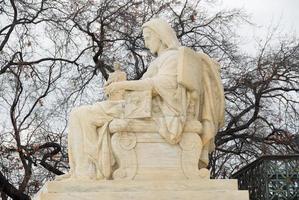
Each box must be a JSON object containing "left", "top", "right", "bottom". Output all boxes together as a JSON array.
[
  {"left": 66, "top": 101, "right": 123, "bottom": 179},
  {"left": 68, "top": 107, "right": 95, "bottom": 179}
]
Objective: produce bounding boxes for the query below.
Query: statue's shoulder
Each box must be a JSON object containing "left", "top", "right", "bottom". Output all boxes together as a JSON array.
[
  {"left": 160, "top": 48, "right": 179, "bottom": 58},
  {"left": 177, "top": 47, "right": 220, "bottom": 72},
  {"left": 152, "top": 48, "right": 180, "bottom": 68},
  {"left": 155, "top": 48, "right": 179, "bottom": 65}
]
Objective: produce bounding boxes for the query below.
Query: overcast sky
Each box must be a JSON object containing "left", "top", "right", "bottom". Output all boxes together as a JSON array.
[{"left": 214, "top": 0, "right": 299, "bottom": 54}]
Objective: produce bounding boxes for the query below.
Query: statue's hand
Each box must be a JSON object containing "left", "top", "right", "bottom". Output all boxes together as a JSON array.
[{"left": 104, "top": 82, "right": 125, "bottom": 95}]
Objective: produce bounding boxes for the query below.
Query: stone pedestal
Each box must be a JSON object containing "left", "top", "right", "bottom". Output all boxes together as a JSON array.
[
  {"left": 34, "top": 179, "right": 249, "bottom": 200},
  {"left": 33, "top": 129, "right": 249, "bottom": 200}
]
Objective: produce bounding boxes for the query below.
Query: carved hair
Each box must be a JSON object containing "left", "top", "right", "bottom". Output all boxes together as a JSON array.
[{"left": 142, "top": 18, "right": 180, "bottom": 49}]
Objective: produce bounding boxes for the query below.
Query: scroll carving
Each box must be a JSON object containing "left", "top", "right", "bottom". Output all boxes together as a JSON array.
[
  {"left": 111, "top": 132, "right": 137, "bottom": 180},
  {"left": 180, "top": 132, "right": 209, "bottom": 179}
]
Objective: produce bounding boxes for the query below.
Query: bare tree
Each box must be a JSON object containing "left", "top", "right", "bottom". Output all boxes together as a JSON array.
[
  {"left": 0, "top": 0, "right": 298, "bottom": 199},
  {"left": 210, "top": 37, "right": 299, "bottom": 178}
]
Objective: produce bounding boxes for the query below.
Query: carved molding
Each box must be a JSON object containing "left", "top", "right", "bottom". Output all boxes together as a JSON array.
[{"left": 109, "top": 119, "right": 202, "bottom": 134}]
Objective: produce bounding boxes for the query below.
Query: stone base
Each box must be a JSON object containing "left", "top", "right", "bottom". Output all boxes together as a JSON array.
[{"left": 34, "top": 179, "right": 249, "bottom": 200}]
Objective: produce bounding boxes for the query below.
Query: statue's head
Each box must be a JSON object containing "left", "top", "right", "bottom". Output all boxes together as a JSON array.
[{"left": 142, "top": 18, "right": 180, "bottom": 55}]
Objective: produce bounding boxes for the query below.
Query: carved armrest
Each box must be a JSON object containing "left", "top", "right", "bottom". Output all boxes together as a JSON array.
[{"left": 109, "top": 119, "right": 202, "bottom": 134}]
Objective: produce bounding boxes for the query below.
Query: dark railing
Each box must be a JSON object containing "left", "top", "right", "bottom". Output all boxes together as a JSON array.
[{"left": 231, "top": 155, "right": 299, "bottom": 200}]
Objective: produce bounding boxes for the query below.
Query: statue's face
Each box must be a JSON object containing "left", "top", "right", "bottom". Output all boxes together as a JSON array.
[{"left": 143, "top": 28, "right": 161, "bottom": 54}]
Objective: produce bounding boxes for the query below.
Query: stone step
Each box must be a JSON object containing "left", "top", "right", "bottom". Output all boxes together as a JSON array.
[
  {"left": 41, "top": 190, "right": 249, "bottom": 200},
  {"left": 45, "top": 179, "right": 238, "bottom": 193}
]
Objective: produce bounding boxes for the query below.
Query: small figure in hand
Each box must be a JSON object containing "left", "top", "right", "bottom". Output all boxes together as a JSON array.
[{"left": 105, "top": 62, "right": 127, "bottom": 101}]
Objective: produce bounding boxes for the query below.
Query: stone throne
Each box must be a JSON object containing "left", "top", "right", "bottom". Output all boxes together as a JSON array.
[
  {"left": 109, "top": 119, "right": 204, "bottom": 180},
  {"left": 108, "top": 47, "right": 210, "bottom": 181}
]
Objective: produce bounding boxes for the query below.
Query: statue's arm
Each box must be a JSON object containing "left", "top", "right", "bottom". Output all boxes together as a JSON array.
[
  {"left": 105, "top": 55, "right": 178, "bottom": 96},
  {"left": 105, "top": 79, "right": 153, "bottom": 95},
  {"left": 119, "top": 79, "right": 152, "bottom": 91}
]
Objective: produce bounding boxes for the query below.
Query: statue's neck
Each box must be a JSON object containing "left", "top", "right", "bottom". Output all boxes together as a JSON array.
[{"left": 157, "top": 43, "right": 168, "bottom": 56}]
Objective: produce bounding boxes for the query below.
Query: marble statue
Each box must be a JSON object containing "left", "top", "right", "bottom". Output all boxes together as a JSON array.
[
  {"left": 34, "top": 18, "right": 250, "bottom": 200},
  {"left": 58, "top": 18, "right": 225, "bottom": 181}
]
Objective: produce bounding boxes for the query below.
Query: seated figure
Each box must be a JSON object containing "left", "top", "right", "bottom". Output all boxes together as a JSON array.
[{"left": 59, "top": 18, "right": 225, "bottom": 181}]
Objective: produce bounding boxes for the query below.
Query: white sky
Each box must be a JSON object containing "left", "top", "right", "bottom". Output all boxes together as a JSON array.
[{"left": 215, "top": 0, "right": 299, "bottom": 54}]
